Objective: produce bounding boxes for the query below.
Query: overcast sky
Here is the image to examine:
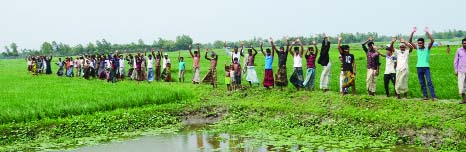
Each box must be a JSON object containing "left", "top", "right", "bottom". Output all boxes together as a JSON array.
[{"left": 0, "top": 0, "right": 464, "bottom": 50}]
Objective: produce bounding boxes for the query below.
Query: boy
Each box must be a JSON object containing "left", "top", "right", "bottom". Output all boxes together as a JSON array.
[
  {"left": 178, "top": 51, "right": 185, "bottom": 82},
  {"left": 231, "top": 57, "right": 241, "bottom": 89},
  {"left": 303, "top": 41, "right": 319, "bottom": 90},
  {"left": 338, "top": 35, "right": 356, "bottom": 96},
  {"left": 224, "top": 62, "right": 232, "bottom": 91},
  {"left": 378, "top": 37, "right": 398, "bottom": 97}
]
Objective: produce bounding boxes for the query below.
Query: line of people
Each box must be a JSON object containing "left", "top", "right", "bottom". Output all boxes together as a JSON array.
[{"left": 26, "top": 27, "right": 466, "bottom": 103}]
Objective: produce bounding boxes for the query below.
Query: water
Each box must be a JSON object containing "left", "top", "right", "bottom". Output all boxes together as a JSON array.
[{"left": 69, "top": 126, "right": 428, "bottom": 152}]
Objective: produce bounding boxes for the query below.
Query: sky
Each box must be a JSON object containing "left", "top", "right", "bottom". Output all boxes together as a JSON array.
[{"left": 0, "top": 0, "right": 464, "bottom": 50}]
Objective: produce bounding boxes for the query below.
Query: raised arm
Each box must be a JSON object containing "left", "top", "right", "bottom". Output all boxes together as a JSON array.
[
  {"left": 408, "top": 26, "right": 417, "bottom": 49},
  {"left": 224, "top": 41, "right": 232, "bottom": 56},
  {"left": 270, "top": 38, "right": 275, "bottom": 57},
  {"left": 401, "top": 38, "right": 414, "bottom": 53},
  {"left": 240, "top": 41, "right": 245, "bottom": 57},
  {"left": 251, "top": 43, "right": 258, "bottom": 57},
  {"left": 298, "top": 38, "right": 304, "bottom": 56},
  {"left": 362, "top": 36, "right": 373, "bottom": 53},
  {"left": 288, "top": 40, "right": 296, "bottom": 56},
  {"left": 178, "top": 50, "right": 181, "bottom": 62},
  {"left": 260, "top": 41, "right": 265, "bottom": 56},
  {"left": 337, "top": 35, "right": 343, "bottom": 53},
  {"left": 425, "top": 27, "right": 435, "bottom": 50},
  {"left": 285, "top": 35, "right": 290, "bottom": 54},
  {"left": 188, "top": 45, "right": 194, "bottom": 58},
  {"left": 151, "top": 49, "right": 156, "bottom": 58},
  {"left": 313, "top": 40, "right": 319, "bottom": 55},
  {"left": 204, "top": 49, "right": 211, "bottom": 61}
]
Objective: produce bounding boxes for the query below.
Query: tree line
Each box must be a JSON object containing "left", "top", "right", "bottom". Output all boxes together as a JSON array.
[{"left": 2, "top": 30, "right": 466, "bottom": 59}]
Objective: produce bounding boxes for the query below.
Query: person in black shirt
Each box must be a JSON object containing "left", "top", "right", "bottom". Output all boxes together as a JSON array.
[
  {"left": 338, "top": 35, "right": 356, "bottom": 95},
  {"left": 275, "top": 35, "right": 290, "bottom": 90},
  {"left": 318, "top": 34, "right": 331, "bottom": 91}
]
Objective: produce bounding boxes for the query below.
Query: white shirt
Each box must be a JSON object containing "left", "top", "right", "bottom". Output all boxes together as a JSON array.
[
  {"left": 225, "top": 47, "right": 242, "bottom": 63},
  {"left": 119, "top": 59, "right": 125, "bottom": 68},
  {"left": 147, "top": 58, "right": 154, "bottom": 69},
  {"left": 395, "top": 49, "right": 410, "bottom": 71},
  {"left": 384, "top": 55, "right": 396, "bottom": 74},
  {"left": 293, "top": 54, "right": 302, "bottom": 68},
  {"left": 163, "top": 58, "right": 171, "bottom": 69},
  {"left": 105, "top": 59, "right": 111, "bottom": 69}
]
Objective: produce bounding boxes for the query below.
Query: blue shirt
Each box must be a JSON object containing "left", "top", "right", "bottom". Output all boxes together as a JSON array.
[
  {"left": 179, "top": 61, "right": 185, "bottom": 71},
  {"left": 265, "top": 55, "right": 273, "bottom": 70}
]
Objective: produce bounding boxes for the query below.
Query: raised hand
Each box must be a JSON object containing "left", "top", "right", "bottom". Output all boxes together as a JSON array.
[
  {"left": 269, "top": 37, "right": 273, "bottom": 42},
  {"left": 338, "top": 35, "right": 342, "bottom": 41},
  {"left": 323, "top": 33, "right": 328, "bottom": 39},
  {"left": 296, "top": 38, "right": 301, "bottom": 42},
  {"left": 188, "top": 44, "right": 192, "bottom": 49},
  {"left": 241, "top": 41, "right": 245, "bottom": 46},
  {"left": 424, "top": 26, "right": 430, "bottom": 33},
  {"left": 391, "top": 36, "right": 397, "bottom": 42},
  {"left": 400, "top": 38, "right": 405, "bottom": 43},
  {"left": 260, "top": 40, "right": 263, "bottom": 46},
  {"left": 286, "top": 35, "right": 289, "bottom": 41},
  {"left": 368, "top": 36, "right": 374, "bottom": 41},
  {"left": 312, "top": 40, "right": 317, "bottom": 45},
  {"left": 206, "top": 48, "right": 209, "bottom": 52},
  {"left": 250, "top": 43, "right": 253, "bottom": 48},
  {"left": 412, "top": 26, "right": 417, "bottom": 33}
]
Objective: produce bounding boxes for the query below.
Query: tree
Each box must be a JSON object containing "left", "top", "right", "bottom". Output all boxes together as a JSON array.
[
  {"left": 175, "top": 35, "right": 193, "bottom": 50},
  {"left": 40, "top": 42, "right": 53, "bottom": 55},
  {"left": 9, "top": 43, "right": 18, "bottom": 56}
]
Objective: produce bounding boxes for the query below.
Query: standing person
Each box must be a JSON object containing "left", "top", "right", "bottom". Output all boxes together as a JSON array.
[
  {"left": 189, "top": 44, "right": 201, "bottom": 84},
  {"left": 246, "top": 43, "right": 259, "bottom": 86},
  {"left": 231, "top": 57, "right": 241, "bottom": 89},
  {"left": 303, "top": 41, "right": 319, "bottom": 91},
  {"left": 318, "top": 35, "right": 331, "bottom": 92},
  {"left": 454, "top": 38, "right": 466, "bottom": 104},
  {"left": 27, "top": 56, "right": 32, "bottom": 72},
  {"left": 203, "top": 48, "right": 218, "bottom": 88},
  {"left": 161, "top": 52, "right": 171, "bottom": 81},
  {"left": 338, "top": 35, "right": 357, "bottom": 96},
  {"left": 45, "top": 55, "right": 53, "bottom": 75},
  {"left": 56, "top": 58, "right": 65, "bottom": 76},
  {"left": 394, "top": 38, "right": 414, "bottom": 99},
  {"left": 110, "top": 53, "right": 120, "bottom": 83},
  {"left": 224, "top": 62, "right": 232, "bottom": 92},
  {"left": 98, "top": 55, "right": 106, "bottom": 79},
  {"left": 275, "top": 36, "right": 291, "bottom": 90},
  {"left": 126, "top": 54, "right": 134, "bottom": 79},
  {"left": 178, "top": 51, "right": 185, "bottom": 82},
  {"left": 32, "top": 58, "right": 38, "bottom": 75},
  {"left": 289, "top": 38, "right": 305, "bottom": 90},
  {"left": 68, "top": 57, "right": 75, "bottom": 77},
  {"left": 118, "top": 54, "right": 125, "bottom": 80},
  {"left": 154, "top": 49, "right": 162, "bottom": 81},
  {"left": 362, "top": 36, "right": 380, "bottom": 96},
  {"left": 378, "top": 37, "right": 398, "bottom": 97},
  {"left": 447, "top": 45, "right": 451, "bottom": 54},
  {"left": 75, "top": 57, "right": 82, "bottom": 77},
  {"left": 409, "top": 26, "right": 437, "bottom": 101},
  {"left": 135, "top": 52, "right": 144, "bottom": 81},
  {"left": 105, "top": 55, "right": 112, "bottom": 81},
  {"left": 224, "top": 41, "right": 244, "bottom": 65},
  {"left": 146, "top": 50, "right": 155, "bottom": 82},
  {"left": 261, "top": 38, "right": 275, "bottom": 89}
]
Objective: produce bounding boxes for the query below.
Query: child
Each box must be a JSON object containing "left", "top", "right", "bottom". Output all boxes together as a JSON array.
[
  {"left": 261, "top": 39, "right": 274, "bottom": 89},
  {"left": 164, "top": 62, "right": 172, "bottom": 82},
  {"left": 178, "top": 51, "right": 185, "bottom": 82},
  {"left": 231, "top": 57, "right": 241, "bottom": 89},
  {"left": 378, "top": 37, "right": 398, "bottom": 97},
  {"left": 203, "top": 49, "right": 218, "bottom": 88},
  {"left": 225, "top": 63, "right": 232, "bottom": 91},
  {"left": 338, "top": 35, "right": 356, "bottom": 95},
  {"left": 303, "top": 41, "right": 319, "bottom": 91}
]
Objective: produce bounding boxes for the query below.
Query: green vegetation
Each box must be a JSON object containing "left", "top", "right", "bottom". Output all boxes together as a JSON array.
[{"left": 0, "top": 43, "right": 465, "bottom": 151}]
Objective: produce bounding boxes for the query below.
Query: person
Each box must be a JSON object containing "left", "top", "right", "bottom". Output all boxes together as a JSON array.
[
  {"left": 56, "top": 58, "right": 65, "bottom": 76},
  {"left": 26, "top": 56, "right": 32, "bottom": 72},
  {"left": 110, "top": 52, "right": 120, "bottom": 83},
  {"left": 178, "top": 51, "right": 185, "bottom": 82},
  {"left": 75, "top": 57, "right": 82, "bottom": 77},
  {"left": 45, "top": 55, "right": 53, "bottom": 75},
  {"left": 203, "top": 48, "right": 218, "bottom": 88},
  {"left": 246, "top": 43, "right": 259, "bottom": 86},
  {"left": 338, "top": 35, "right": 356, "bottom": 96},
  {"left": 362, "top": 36, "right": 380, "bottom": 96},
  {"left": 189, "top": 44, "right": 201, "bottom": 84},
  {"left": 98, "top": 55, "right": 106, "bottom": 79},
  {"left": 126, "top": 54, "right": 134, "bottom": 79},
  {"left": 32, "top": 58, "right": 38, "bottom": 75},
  {"left": 447, "top": 45, "right": 451, "bottom": 54},
  {"left": 161, "top": 52, "right": 171, "bottom": 81},
  {"left": 303, "top": 40, "right": 319, "bottom": 91},
  {"left": 453, "top": 38, "right": 466, "bottom": 104},
  {"left": 275, "top": 36, "right": 290, "bottom": 90},
  {"left": 378, "top": 37, "right": 398, "bottom": 97},
  {"left": 231, "top": 57, "right": 241, "bottom": 89},
  {"left": 105, "top": 54, "right": 112, "bottom": 81},
  {"left": 154, "top": 49, "right": 163, "bottom": 81},
  {"left": 68, "top": 57, "right": 75, "bottom": 77},
  {"left": 394, "top": 37, "right": 414, "bottom": 99},
  {"left": 289, "top": 38, "right": 305, "bottom": 90},
  {"left": 118, "top": 54, "right": 125, "bottom": 80},
  {"left": 224, "top": 41, "right": 244, "bottom": 65},
  {"left": 146, "top": 50, "right": 155, "bottom": 82},
  {"left": 224, "top": 62, "right": 232, "bottom": 92},
  {"left": 261, "top": 38, "right": 274, "bottom": 89},
  {"left": 318, "top": 35, "right": 331, "bottom": 92},
  {"left": 409, "top": 26, "right": 437, "bottom": 101}
]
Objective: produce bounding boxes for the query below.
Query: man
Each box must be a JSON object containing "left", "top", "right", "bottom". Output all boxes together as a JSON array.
[
  {"left": 338, "top": 35, "right": 356, "bottom": 96},
  {"left": 246, "top": 44, "right": 259, "bottom": 86},
  {"left": 393, "top": 37, "right": 414, "bottom": 99},
  {"left": 289, "top": 38, "right": 305, "bottom": 90},
  {"left": 224, "top": 41, "right": 244, "bottom": 64},
  {"left": 362, "top": 36, "right": 380, "bottom": 96},
  {"left": 409, "top": 26, "right": 437, "bottom": 101},
  {"left": 318, "top": 34, "right": 331, "bottom": 92},
  {"left": 453, "top": 38, "right": 466, "bottom": 104},
  {"left": 275, "top": 36, "right": 291, "bottom": 90}
]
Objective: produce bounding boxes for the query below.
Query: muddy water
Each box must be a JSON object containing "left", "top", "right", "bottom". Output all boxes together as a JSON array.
[{"left": 70, "top": 126, "right": 428, "bottom": 152}]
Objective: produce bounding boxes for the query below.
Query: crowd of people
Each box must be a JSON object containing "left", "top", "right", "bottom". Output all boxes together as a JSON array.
[{"left": 25, "top": 27, "right": 466, "bottom": 104}]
